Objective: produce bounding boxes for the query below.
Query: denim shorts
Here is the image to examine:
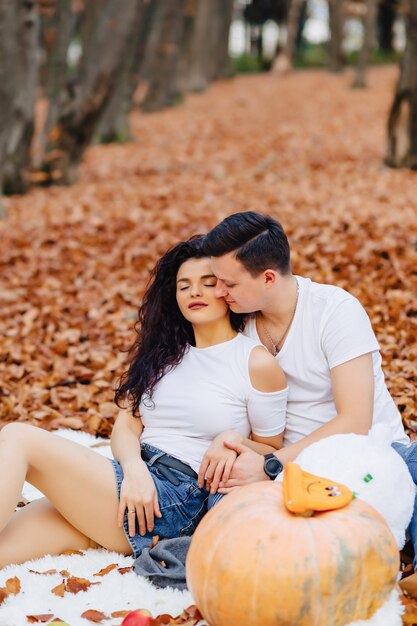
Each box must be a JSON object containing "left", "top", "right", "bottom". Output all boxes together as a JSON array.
[
  {"left": 111, "top": 443, "right": 208, "bottom": 558},
  {"left": 207, "top": 492, "right": 224, "bottom": 510},
  {"left": 392, "top": 441, "right": 417, "bottom": 484},
  {"left": 392, "top": 441, "right": 417, "bottom": 568}
]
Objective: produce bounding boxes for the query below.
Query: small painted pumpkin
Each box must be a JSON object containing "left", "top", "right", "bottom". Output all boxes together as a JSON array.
[{"left": 186, "top": 481, "right": 399, "bottom": 626}]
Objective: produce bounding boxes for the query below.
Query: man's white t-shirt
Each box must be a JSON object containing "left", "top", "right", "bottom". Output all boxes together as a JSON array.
[
  {"left": 244, "top": 276, "right": 408, "bottom": 446},
  {"left": 140, "top": 334, "right": 288, "bottom": 472}
]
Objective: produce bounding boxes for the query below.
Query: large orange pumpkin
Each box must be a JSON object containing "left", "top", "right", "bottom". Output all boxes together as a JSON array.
[{"left": 186, "top": 482, "right": 399, "bottom": 626}]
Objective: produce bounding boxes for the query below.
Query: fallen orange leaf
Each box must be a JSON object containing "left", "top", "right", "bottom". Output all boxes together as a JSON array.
[
  {"left": 152, "top": 616, "right": 172, "bottom": 625},
  {"left": 66, "top": 576, "right": 99, "bottom": 594},
  {"left": 111, "top": 611, "right": 131, "bottom": 618},
  {"left": 93, "top": 563, "right": 118, "bottom": 576},
  {"left": 81, "top": 609, "right": 108, "bottom": 622},
  {"left": 51, "top": 581, "right": 65, "bottom": 597},
  {"left": 6, "top": 576, "right": 21, "bottom": 595},
  {"left": 26, "top": 615, "right": 55, "bottom": 623}
]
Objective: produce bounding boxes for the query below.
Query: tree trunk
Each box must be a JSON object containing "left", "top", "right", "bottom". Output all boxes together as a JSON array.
[
  {"left": 272, "top": 0, "right": 304, "bottom": 73},
  {"left": 174, "top": 0, "right": 199, "bottom": 94},
  {"left": 328, "top": 0, "right": 345, "bottom": 72},
  {"left": 0, "top": 0, "right": 15, "bottom": 209},
  {"left": 295, "top": 0, "right": 308, "bottom": 49},
  {"left": 1, "top": 0, "right": 38, "bottom": 195},
  {"left": 207, "top": 0, "right": 235, "bottom": 81},
  {"left": 353, "top": 0, "right": 377, "bottom": 88},
  {"left": 95, "top": 68, "right": 134, "bottom": 144},
  {"left": 141, "top": 0, "right": 187, "bottom": 112},
  {"left": 40, "top": 0, "right": 143, "bottom": 184},
  {"left": 37, "top": 0, "right": 78, "bottom": 156},
  {"left": 96, "top": 0, "right": 161, "bottom": 142},
  {"left": 186, "top": 0, "right": 215, "bottom": 91},
  {"left": 377, "top": 0, "right": 396, "bottom": 52},
  {"left": 175, "top": 0, "right": 235, "bottom": 93},
  {"left": 96, "top": 0, "right": 148, "bottom": 143},
  {"left": 385, "top": 0, "right": 417, "bottom": 168}
]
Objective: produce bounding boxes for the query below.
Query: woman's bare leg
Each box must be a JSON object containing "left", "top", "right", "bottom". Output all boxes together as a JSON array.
[
  {"left": 0, "top": 423, "right": 132, "bottom": 567},
  {"left": 0, "top": 497, "right": 101, "bottom": 566}
]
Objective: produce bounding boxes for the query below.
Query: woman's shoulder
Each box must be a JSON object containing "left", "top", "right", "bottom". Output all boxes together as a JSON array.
[{"left": 248, "top": 345, "right": 287, "bottom": 392}]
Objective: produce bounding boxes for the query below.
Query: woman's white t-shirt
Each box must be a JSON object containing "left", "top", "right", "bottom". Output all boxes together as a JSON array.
[
  {"left": 140, "top": 334, "right": 288, "bottom": 472},
  {"left": 244, "top": 276, "right": 408, "bottom": 446}
]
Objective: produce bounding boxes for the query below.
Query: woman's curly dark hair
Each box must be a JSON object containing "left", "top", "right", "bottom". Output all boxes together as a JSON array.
[{"left": 115, "top": 235, "right": 245, "bottom": 416}]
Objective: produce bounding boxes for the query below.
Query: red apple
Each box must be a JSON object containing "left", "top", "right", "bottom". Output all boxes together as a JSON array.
[{"left": 121, "top": 609, "right": 153, "bottom": 626}]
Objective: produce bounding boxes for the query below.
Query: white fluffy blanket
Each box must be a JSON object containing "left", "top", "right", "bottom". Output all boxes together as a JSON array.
[
  {"left": 0, "top": 430, "right": 405, "bottom": 626},
  {"left": 0, "top": 430, "right": 198, "bottom": 626}
]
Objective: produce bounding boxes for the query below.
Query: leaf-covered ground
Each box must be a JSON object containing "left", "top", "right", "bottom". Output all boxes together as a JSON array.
[{"left": 0, "top": 65, "right": 416, "bottom": 437}]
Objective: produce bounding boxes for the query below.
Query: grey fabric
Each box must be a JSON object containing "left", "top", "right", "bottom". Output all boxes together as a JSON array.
[{"left": 133, "top": 536, "right": 192, "bottom": 589}]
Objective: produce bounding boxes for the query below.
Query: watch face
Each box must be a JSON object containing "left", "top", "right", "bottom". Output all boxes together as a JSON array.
[{"left": 264, "top": 456, "right": 283, "bottom": 478}]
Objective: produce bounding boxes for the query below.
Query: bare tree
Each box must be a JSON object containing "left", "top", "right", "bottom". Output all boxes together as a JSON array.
[
  {"left": 40, "top": 0, "right": 143, "bottom": 184},
  {"left": 175, "top": 0, "right": 201, "bottom": 93},
  {"left": 329, "top": 0, "right": 345, "bottom": 72},
  {"left": 141, "top": 0, "right": 187, "bottom": 112},
  {"left": 0, "top": 0, "right": 38, "bottom": 196},
  {"left": 272, "top": 0, "right": 305, "bottom": 73},
  {"left": 378, "top": 0, "right": 397, "bottom": 51},
  {"left": 97, "top": 0, "right": 158, "bottom": 142},
  {"left": 142, "top": 0, "right": 234, "bottom": 110},
  {"left": 1, "top": 0, "right": 236, "bottom": 193},
  {"left": 386, "top": 0, "right": 417, "bottom": 168},
  {"left": 206, "top": 0, "right": 235, "bottom": 81},
  {"left": 0, "top": 0, "right": 15, "bottom": 210},
  {"left": 36, "top": 0, "right": 79, "bottom": 158},
  {"left": 353, "top": 0, "right": 377, "bottom": 88}
]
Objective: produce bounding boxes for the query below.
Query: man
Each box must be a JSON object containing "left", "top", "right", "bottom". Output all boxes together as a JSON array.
[
  {"left": 201, "top": 211, "right": 417, "bottom": 572},
  {"left": 201, "top": 211, "right": 409, "bottom": 479}
]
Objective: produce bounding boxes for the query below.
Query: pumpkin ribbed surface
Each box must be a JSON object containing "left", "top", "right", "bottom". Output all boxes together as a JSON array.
[{"left": 186, "top": 482, "right": 399, "bottom": 626}]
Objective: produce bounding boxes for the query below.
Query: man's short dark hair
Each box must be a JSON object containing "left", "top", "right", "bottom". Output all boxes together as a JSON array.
[{"left": 203, "top": 211, "right": 291, "bottom": 276}]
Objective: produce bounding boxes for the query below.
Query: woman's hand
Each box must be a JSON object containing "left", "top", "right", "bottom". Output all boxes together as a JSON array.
[
  {"left": 198, "top": 430, "right": 243, "bottom": 494},
  {"left": 218, "top": 440, "right": 268, "bottom": 493},
  {"left": 118, "top": 458, "right": 161, "bottom": 537}
]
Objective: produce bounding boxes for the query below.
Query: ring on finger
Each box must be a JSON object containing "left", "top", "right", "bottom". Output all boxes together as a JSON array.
[{"left": 128, "top": 509, "right": 135, "bottom": 514}]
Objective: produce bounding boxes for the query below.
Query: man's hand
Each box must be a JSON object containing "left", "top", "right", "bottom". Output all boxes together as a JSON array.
[{"left": 218, "top": 441, "right": 269, "bottom": 493}]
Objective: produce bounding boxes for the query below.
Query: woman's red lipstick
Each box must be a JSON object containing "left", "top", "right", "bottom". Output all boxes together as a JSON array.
[{"left": 188, "top": 301, "right": 208, "bottom": 309}]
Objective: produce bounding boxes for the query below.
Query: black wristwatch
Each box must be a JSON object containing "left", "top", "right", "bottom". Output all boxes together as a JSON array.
[{"left": 263, "top": 454, "right": 284, "bottom": 480}]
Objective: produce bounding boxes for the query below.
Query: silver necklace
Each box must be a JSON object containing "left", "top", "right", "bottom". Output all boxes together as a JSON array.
[{"left": 258, "top": 280, "right": 299, "bottom": 356}]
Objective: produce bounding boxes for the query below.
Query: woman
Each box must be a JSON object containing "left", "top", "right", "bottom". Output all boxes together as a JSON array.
[{"left": 0, "top": 236, "right": 287, "bottom": 567}]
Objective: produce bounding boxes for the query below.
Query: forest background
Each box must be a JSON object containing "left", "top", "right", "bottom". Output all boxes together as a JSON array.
[
  {"left": 0, "top": 0, "right": 416, "bottom": 622},
  {"left": 1, "top": 0, "right": 415, "bottom": 437}
]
